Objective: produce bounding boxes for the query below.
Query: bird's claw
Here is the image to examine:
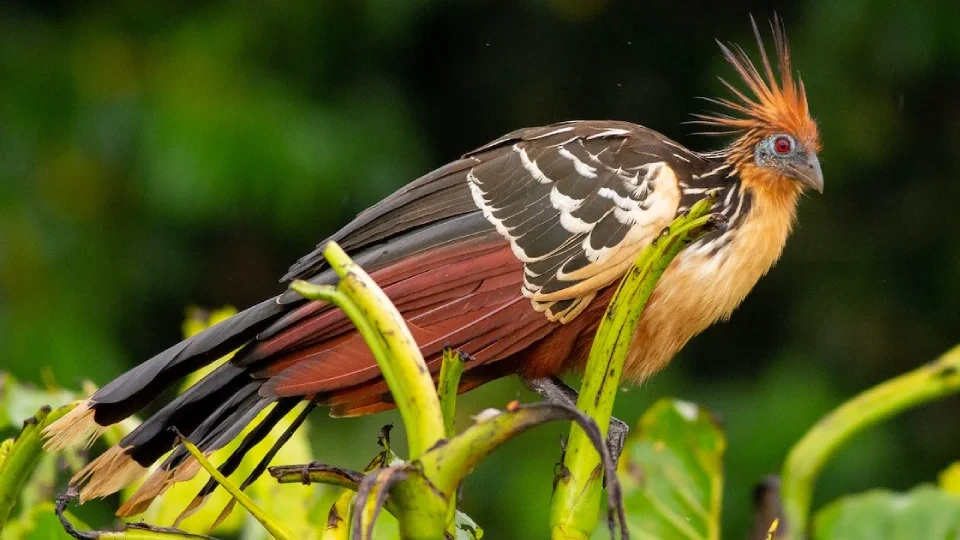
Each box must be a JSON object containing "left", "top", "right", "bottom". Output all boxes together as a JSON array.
[{"left": 522, "top": 376, "right": 630, "bottom": 467}]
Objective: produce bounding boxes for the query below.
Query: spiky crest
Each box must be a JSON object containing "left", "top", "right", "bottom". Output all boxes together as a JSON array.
[{"left": 693, "top": 15, "right": 820, "bottom": 165}]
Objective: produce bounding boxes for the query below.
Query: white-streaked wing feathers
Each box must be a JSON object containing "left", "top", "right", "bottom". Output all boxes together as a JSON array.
[{"left": 464, "top": 122, "right": 686, "bottom": 323}]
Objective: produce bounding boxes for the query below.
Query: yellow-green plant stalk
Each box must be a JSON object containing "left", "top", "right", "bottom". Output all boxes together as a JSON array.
[
  {"left": 779, "top": 343, "right": 960, "bottom": 539},
  {"left": 550, "top": 196, "right": 723, "bottom": 539},
  {"left": 438, "top": 348, "right": 468, "bottom": 438},
  {"left": 418, "top": 402, "right": 621, "bottom": 506},
  {"left": 291, "top": 242, "right": 446, "bottom": 460},
  {"left": 293, "top": 242, "right": 451, "bottom": 539},
  {"left": 174, "top": 431, "right": 294, "bottom": 540},
  {"left": 0, "top": 403, "right": 74, "bottom": 532},
  {"left": 437, "top": 347, "right": 468, "bottom": 536}
]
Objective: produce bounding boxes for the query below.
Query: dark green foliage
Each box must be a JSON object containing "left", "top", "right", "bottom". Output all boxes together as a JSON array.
[
  {"left": 1, "top": 2, "right": 958, "bottom": 537},
  {"left": 814, "top": 486, "right": 960, "bottom": 540}
]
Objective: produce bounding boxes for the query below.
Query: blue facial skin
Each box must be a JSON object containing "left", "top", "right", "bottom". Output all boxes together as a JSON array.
[{"left": 755, "top": 133, "right": 824, "bottom": 192}]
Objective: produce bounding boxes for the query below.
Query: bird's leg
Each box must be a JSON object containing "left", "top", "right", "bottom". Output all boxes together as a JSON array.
[{"left": 522, "top": 376, "right": 629, "bottom": 465}]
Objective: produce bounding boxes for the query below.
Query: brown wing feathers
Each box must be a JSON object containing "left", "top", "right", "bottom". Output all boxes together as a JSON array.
[{"left": 43, "top": 120, "right": 702, "bottom": 513}]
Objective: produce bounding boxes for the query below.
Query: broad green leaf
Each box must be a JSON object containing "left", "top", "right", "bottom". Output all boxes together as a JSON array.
[
  {"left": 618, "top": 399, "right": 725, "bottom": 540},
  {"left": 0, "top": 502, "right": 88, "bottom": 540},
  {"left": 813, "top": 485, "right": 960, "bottom": 539}
]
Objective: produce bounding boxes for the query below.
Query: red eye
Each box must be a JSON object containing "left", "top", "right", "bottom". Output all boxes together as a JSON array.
[{"left": 774, "top": 136, "right": 793, "bottom": 154}]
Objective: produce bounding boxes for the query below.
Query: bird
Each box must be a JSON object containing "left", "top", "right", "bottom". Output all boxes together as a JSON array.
[{"left": 44, "top": 17, "right": 822, "bottom": 518}]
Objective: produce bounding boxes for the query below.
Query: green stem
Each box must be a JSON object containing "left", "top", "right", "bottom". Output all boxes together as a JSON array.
[
  {"left": 417, "top": 401, "right": 627, "bottom": 537},
  {"left": 175, "top": 432, "right": 294, "bottom": 540},
  {"left": 293, "top": 242, "right": 445, "bottom": 460},
  {"left": 0, "top": 404, "right": 73, "bottom": 532},
  {"left": 550, "top": 197, "right": 722, "bottom": 539},
  {"left": 436, "top": 348, "right": 466, "bottom": 536},
  {"left": 780, "top": 343, "right": 960, "bottom": 539},
  {"left": 438, "top": 348, "right": 466, "bottom": 438},
  {"left": 322, "top": 489, "right": 356, "bottom": 540},
  {"left": 421, "top": 404, "right": 580, "bottom": 496}
]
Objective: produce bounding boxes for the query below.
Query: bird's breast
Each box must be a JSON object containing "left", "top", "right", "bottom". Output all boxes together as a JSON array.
[{"left": 619, "top": 184, "right": 801, "bottom": 382}]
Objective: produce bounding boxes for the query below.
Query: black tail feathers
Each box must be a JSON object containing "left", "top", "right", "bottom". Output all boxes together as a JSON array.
[{"left": 89, "top": 296, "right": 288, "bottom": 427}]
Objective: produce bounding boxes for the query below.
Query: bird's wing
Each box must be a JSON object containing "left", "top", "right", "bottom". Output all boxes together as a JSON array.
[
  {"left": 282, "top": 122, "right": 696, "bottom": 320},
  {"left": 463, "top": 121, "right": 690, "bottom": 322}
]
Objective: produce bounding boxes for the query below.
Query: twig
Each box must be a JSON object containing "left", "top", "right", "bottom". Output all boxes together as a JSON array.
[
  {"left": 55, "top": 486, "right": 213, "bottom": 539},
  {"left": 750, "top": 476, "right": 783, "bottom": 540},
  {"left": 54, "top": 488, "right": 96, "bottom": 540}
]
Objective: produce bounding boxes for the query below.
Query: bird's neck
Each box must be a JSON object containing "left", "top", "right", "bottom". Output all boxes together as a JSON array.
[
  {"left": 736, "top": 162, "right": 804, "bottom": 216},
  {"left": 615, "top": 162, "right": 803, "bottom": 383},
  {"left": 718, "top": 162, "right": 802, "bottom": 289}
]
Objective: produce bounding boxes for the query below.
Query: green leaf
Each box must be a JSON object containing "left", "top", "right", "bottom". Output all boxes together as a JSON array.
[
  {"left": 619, "top": 399, "right": 725, "bottom": 540},
  {"left": 939, "top": 462, "right": 960, "bottom": 495},
  {"left": 453, "top": 510, "right": 483, "bottom": 540},
  {"left": 0, "top": 374, "right": 74, "bottom": 431},
  {"left": 0, "top": 405, "right": 74, "bottom": 531},
  {"left": 0, "top": 502, "right": 88, "bottom": 540},
  {"left": 813, "top": 485, "right": 960, "bottom": 539}
]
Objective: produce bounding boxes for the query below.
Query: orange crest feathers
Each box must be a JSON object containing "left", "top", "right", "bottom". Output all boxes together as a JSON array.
[{"left": 694, "top": 16, "right": 820, "bottom": 153}]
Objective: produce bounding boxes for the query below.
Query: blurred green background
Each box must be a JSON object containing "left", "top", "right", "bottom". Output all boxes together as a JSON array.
[{"left": 1, "top": 0, "right": 959, "bottom": 538}]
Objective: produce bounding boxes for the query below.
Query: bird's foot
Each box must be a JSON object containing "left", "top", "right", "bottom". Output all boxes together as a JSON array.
[{"left": 522, "top": 376, "right": 629, "bottom": 465}]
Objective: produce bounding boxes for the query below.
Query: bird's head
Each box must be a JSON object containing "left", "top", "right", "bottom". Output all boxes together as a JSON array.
[{"left": 695, "top": 16, "right": 823, "bottom": 194}]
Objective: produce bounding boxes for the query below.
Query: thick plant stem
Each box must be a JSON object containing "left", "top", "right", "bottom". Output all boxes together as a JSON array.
[
  {"left": 438, "top": 348, "right": 466, "bottom": 438},
  {"left": 0, "top": 403, "right": 73, "bottom": 532},
  {"left": 550, "top": 198, "right": 723, "bottom": 539},
  {"left": 292, "top": 242, "right": 445, "bottom": 460},
  {"left": 175, "top": 431, "right": 294, "bottom": 540},
  {"left": 436, "top": 348, "right": 466, "bottom": 536},
  {"left": 779, "top": 343, "right": 960, "bottom": 539},
  {"left": 293, "top": 242, "right": 450, "bottom": 539}
]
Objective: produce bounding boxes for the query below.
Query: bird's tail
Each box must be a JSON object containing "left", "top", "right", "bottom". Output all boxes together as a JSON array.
[{"left": 43, "top": 297, "right": 292, "bottom": 505}]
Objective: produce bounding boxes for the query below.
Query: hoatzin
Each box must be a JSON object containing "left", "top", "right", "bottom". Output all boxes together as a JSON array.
[{"left": 45, "top": 18, "right": 822, "bottom": 516}]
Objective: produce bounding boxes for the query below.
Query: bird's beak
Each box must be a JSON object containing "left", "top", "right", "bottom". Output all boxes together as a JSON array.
[{"left": 791, "top": 153, "right": 824, "bottom": 193}]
